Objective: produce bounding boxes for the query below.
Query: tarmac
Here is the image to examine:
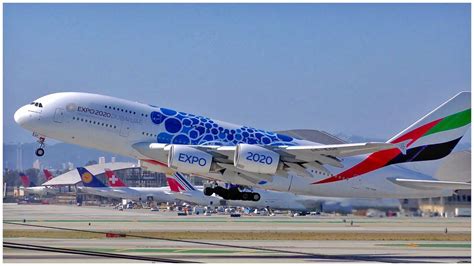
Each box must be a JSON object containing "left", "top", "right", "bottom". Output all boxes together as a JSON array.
[{"left": 3, "top": 203, "right": 472, "bottom": 263}]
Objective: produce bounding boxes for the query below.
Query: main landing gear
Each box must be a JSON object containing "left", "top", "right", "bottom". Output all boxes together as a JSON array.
[
  {"left": 204, "top": 185, "right": 261, "bottom": 202},
  {"left": 35, "top": 135, "right": 46, "bottom": 157}
]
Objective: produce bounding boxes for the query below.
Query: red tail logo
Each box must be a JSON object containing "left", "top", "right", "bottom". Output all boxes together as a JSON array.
[
  {"left": 166, "top": 177, "right": 185, "bottom": 192},
  {"left": 19, "top": 173, "right": 30, "bottom": 187},
  {"left": 43, "top": 169, "right": 54, "bottom": 180}
]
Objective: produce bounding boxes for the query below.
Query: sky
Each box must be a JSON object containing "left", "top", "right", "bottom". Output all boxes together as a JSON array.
[{"left": 4, "top": 4, "right": 471, "bottom": 144}]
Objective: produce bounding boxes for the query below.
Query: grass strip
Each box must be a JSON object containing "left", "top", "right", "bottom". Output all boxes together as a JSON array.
[{"left": 4, "top": 229, "right": 471, "bottom": 241}]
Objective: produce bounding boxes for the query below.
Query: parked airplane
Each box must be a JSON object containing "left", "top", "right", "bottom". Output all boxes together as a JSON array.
[
  {"left": 168, "top": 173, "right": 323, "bottom": 211},
  {"left": 15, "top": 92, "right": 471, "bottom": 200},
  {"left": 168, "top": 173, "right": 400, "bottom": 212},
  {"left": 19, "top": 173, "right": 55, "bottom": 195},
  {"left": 77, "top": 167, "right": 175, "bottom": 203}
]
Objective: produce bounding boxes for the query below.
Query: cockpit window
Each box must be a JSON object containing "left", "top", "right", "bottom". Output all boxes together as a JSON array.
[{"left": 30, "top": 102, "right": 43, "bottom": 108}]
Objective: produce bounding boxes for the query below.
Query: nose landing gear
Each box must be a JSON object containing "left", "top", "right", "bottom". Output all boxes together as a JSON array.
[{"left": 35, "top": 135, "right": 46, "bottom": 157}]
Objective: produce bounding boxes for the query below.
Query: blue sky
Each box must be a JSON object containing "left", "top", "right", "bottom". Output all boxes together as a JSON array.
[{"left": 4, "top": 4, "right": 471, "bottom": 144}]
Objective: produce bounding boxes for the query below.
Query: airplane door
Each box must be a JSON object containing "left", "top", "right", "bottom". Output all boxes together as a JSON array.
[
  {"left": 119, "top": 121, "right": 131, "bottom": 137},
  {"left": 53, "top": 108, "right": 65, "bottom": 123}
]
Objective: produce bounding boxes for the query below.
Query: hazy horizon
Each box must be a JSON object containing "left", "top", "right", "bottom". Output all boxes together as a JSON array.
[{"left": 4, "top": 4, "right": 471, "bottom": 145}]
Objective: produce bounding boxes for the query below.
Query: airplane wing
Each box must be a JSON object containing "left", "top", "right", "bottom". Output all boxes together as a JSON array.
[
  {"left": 388, "top": 178, "right": 471, "bottom": 190},
  {"left": 133, "top": 141, "right": 405, "bottom": 179}
]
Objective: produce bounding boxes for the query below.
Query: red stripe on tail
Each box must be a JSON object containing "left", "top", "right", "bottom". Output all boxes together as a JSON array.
[
  {"left": 166, "top": 177, "right": 185, "bottom": 192},
  {"left": 314, "top": 119, "right": 442, "bottom": 185}
]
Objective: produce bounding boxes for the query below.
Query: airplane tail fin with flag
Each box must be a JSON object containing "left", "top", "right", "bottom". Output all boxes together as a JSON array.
[
  {"left": 43, "top": 169, "right": 54, "bottom": 181},
  {"left": 166, "top": 172, "right": 196, "bottom": 193},
  {"left": 104, "top": 169, "right": 127, "bottom": 187},
  {"left": 77, "top": 167, "right": 107, "bottom": 187}
]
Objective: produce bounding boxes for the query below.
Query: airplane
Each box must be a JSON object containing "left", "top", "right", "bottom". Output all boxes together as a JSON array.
[
  {"left": 78, "top": 167, "right": 175, "bottom": 203},
  {"left": 14, "top": 91, "right": 471, "bottom": 200},
  {"left": 168, "top": 172, "right": 400, "bottom": 212},
  {"left": 166, "top": 172, "right": 222, "bottom": 206},
  {"left": 19, "top": 172, "right": 56, "bottom": 196}
]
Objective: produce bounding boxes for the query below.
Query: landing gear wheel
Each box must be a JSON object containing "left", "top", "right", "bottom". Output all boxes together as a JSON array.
[
  {"left": 35, "top": 148, "right": 45, "bottom": 157},
  {"left": 252, "top": 193, "right": 261, "bottom": 202},
  {"left": 229, "top": 187, "right": 240, "bottom": 200},
  {"left": 241, "top": 192, "right": 250, "bottom": 201},
  {"left": 35, "top": 135, "right": 46, "bottom": 157},
  {"left": 221, "top": 191, "right": 231, "bottom": 200},
  {"left": 203, "top": 187, "right": 214, "bottom": 196}
]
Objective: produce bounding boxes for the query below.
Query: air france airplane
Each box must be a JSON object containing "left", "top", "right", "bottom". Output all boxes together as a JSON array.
[
  {"left": 15, "top": 92, "right": 471, "bottom": 200},
  {"left": 168, "top": 173, "right": 400, "bottom": 212}
]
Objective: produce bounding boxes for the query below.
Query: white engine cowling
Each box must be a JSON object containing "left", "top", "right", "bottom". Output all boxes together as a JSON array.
[
  {"left": 234, "top": 144, "right": 280, "bottom": 175},
  {"left": 168, "top": 145, "right": 213, "bottom": 174}
]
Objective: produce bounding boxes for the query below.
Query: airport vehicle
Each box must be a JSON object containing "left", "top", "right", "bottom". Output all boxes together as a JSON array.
[
  {"left": 19, "top": 173, "right": 56, "bottom": 195},
  {"left": 455, "top": 208, "right": 471, "bottom": 217},
  {"left": 15, "top": 92, "right": 471, "bottom": 199},
  {"left": 78, "top": 167, "right": 175, "bottom": 202}
]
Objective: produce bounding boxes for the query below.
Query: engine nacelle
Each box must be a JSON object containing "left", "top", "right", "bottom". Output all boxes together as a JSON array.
[
  {"left": 168, "top": 145, "right": 213, "bottom": 174},
  {"left": 234, "top": 144, "right": 280, "bottom": 175}
]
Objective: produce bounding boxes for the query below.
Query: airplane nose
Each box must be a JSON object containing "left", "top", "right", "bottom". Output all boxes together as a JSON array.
[
  {"left": 14, "top": 105, "right": 35, "bottom": 127},
  {"left": 14, "top": 106, "right": 27, "bottom": 125}
]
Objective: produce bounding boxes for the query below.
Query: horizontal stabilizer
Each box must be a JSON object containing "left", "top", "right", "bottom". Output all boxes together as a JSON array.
[{"left": 388, "top": 177, "right": 471, "bottom": 190}]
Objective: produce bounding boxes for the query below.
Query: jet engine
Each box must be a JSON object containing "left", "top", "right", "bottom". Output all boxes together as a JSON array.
[
  {"left": 234, "top": 144, "right": 281, "bottom": 175},
  {"left": 168, "top": 145, "right": 213, "bottom": 173}
]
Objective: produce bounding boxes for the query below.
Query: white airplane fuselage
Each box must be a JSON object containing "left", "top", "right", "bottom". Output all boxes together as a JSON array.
[
  {"left": 80, "top": 186, "right": 176, "bottom": 202},
  {"left": 24, "top": 186, "right": 56, "bottom": 196},
  {"left": 14, "top": 92, "right": 460, "bottom": 199}
]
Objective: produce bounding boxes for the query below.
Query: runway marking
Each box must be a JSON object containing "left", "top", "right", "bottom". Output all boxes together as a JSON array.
[
  {"left": 378, "top": 243, "right": 471, "bottom": 248},
  {"left": 8, "top": 221, "right": 457, "bottom": 263},
  {"left": 80, "top": 248, "right": 245, "bottom": 254},
  {"left": 3, "top": 242, "right": 196, "bottom": 263}
]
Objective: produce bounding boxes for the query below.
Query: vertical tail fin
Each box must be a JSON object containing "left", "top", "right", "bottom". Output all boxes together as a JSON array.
[
  {"left": 166, "top": 173, "right": 196, "bottom": 192},
  {"left": 43, "top": 169, "right": 54, "bottom": 181},
  {"left": 19, "top": 173, "right": 34, "bottom": 187},
  {"left": 104, "top": 169, "right": 127, "bottom": 187},
  {"left": 166, "top": 176, "right": 183, "bottom": 192},
  {"left": 386, "top": 91, "right": 470, "bottom": 165},
  {"left": 76, "top": 167, "right": 107, "bottom": 187}
]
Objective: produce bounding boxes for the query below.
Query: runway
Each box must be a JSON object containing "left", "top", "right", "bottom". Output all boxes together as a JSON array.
[{"left": 3, "top": 204, "right": 471, "bottom": 263}]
